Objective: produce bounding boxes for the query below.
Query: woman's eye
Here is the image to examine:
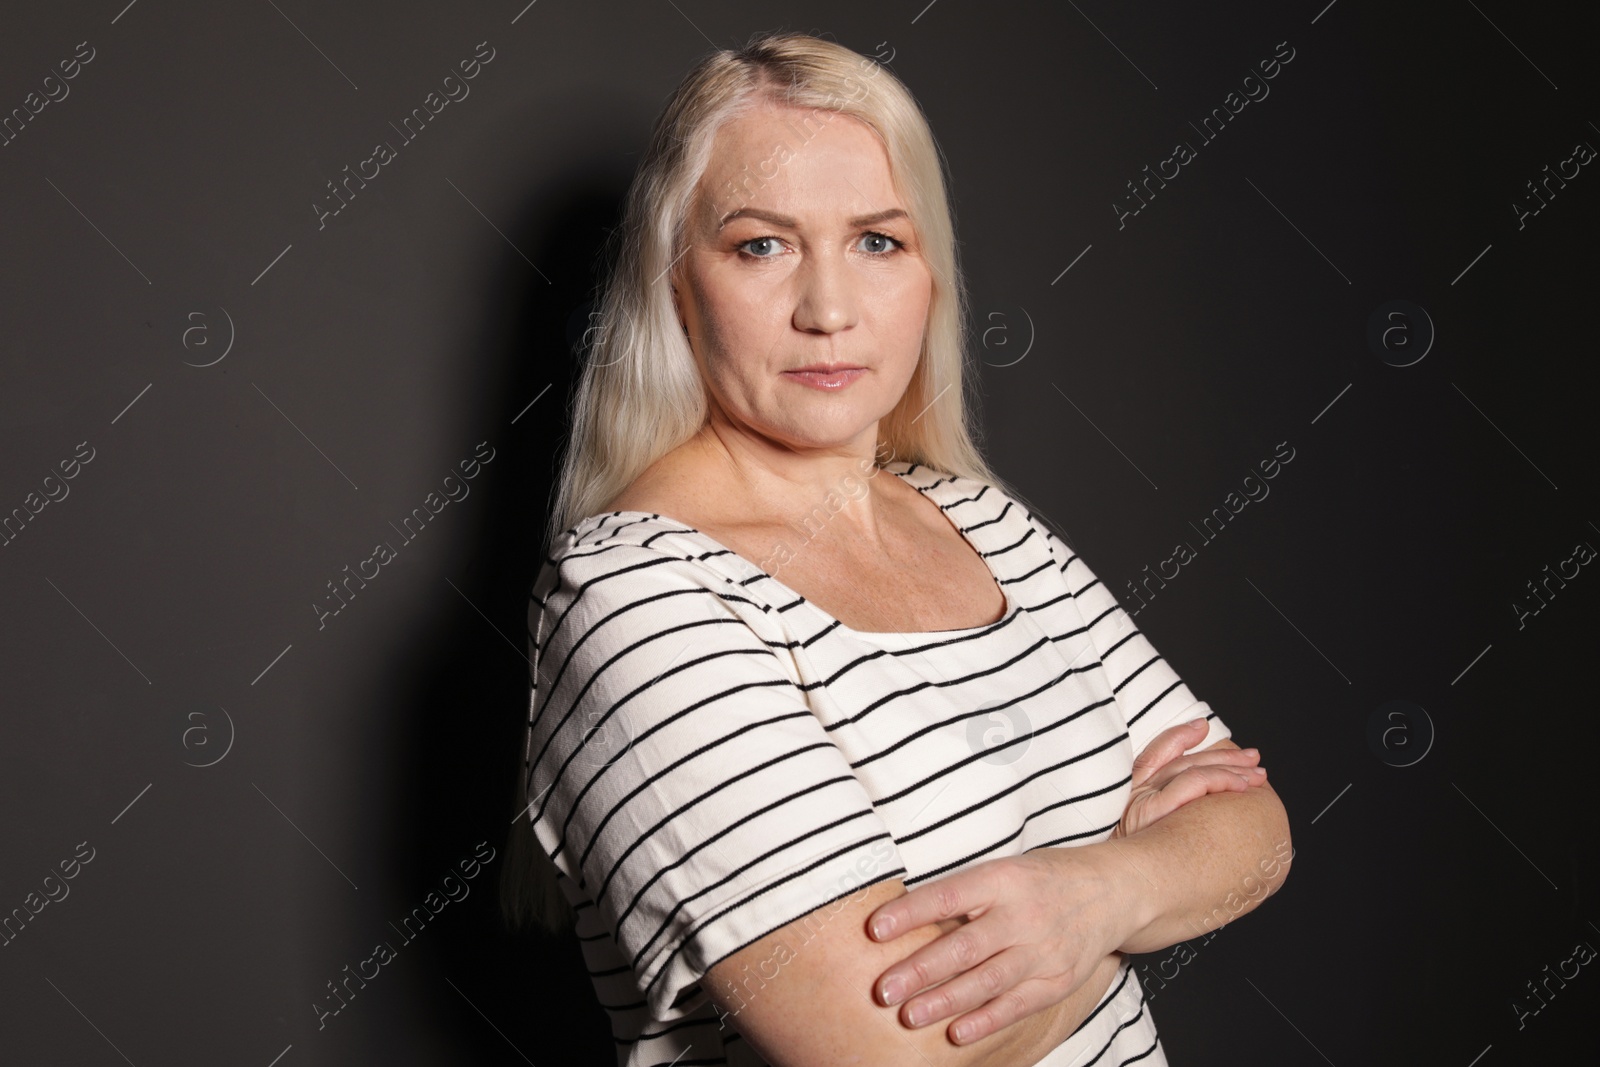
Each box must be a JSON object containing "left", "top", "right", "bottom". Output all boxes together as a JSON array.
[
  {"left": 737, "top": 232, "right": 903, "bottom": 258},
  {"left": 739, "top": 236, "right": 785, "bottom": 257},
  {"left": 857, "top": 231, "right": 902, "bottom": 255}
]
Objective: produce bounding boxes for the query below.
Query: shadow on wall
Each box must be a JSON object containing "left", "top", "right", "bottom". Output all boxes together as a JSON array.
[{"left": 383, "top": 170, "right": 627, "bottom": 1062}]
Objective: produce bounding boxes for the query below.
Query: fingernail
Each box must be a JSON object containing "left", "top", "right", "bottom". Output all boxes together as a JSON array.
[
  {"left": 881, "top": 976, "right": 906, "bottom": 1005},
  {"left": 906, "top": 1002, "right": 926, "bottom": 1025},
  {"left": 1251, "top": 767, "right": 1266, "bottom": 776},
  {"left": 872, "top": 915, "right": 895, "bottom": 939},
  {"left": 952, "top": 1022, "right": 973, "bottom": 1042},
  {"left": 1243, "top": 748, "right": 1259, "bottom": 757}
]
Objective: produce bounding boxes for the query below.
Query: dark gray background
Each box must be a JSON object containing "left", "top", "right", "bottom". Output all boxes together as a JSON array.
[{"left": 3, "top": 1, "right": 1596, "bottom": 1063}]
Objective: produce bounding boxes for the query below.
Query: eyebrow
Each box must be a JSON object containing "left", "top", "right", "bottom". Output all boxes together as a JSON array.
[{"left": 716, "top": 207, "right": 910, "bottom": 231}]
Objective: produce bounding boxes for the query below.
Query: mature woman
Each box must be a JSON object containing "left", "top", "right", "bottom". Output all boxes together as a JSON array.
[{"left": 501, "top": 31, "right": 1291, "bottom": 1067}]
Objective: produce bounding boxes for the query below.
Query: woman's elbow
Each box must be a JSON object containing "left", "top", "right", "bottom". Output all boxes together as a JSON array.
[{"left": 704, "top": 877, "right": 1039, "bottom": 1067}]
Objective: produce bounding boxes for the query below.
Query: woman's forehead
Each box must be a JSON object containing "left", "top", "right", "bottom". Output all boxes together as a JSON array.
[{"left": 697, "top": 107, "right": 900, "bottom": 227}]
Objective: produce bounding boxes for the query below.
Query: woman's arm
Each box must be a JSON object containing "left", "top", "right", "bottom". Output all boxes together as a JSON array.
[
  {"left": 861, "top": 730, "right": 1289, "bottom": 1043},
  {"left": 705, "top": 877, "right": 1118, "bottom": 1067},
  {"left": 703, "top": 716, "right": 1260, "bottom": 1063},
  {"left": 1102, "top": 737, "right": 1293, "bottom": 955}
]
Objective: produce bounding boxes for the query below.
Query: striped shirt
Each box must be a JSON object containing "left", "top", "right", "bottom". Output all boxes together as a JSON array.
[{"left": 522, "top": 460, "right": 1231, "bottom": 1067}]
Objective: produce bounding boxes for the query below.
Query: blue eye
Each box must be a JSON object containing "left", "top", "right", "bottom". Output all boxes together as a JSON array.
[
  {"left": 857, "top": 231, "right": 902, "bottom": 255},
  {"left": 737, "top": 232, "right": 905, "bottom": 259},
  {"left": 739, "top": 236, "right": 785, "bottom": 257}
]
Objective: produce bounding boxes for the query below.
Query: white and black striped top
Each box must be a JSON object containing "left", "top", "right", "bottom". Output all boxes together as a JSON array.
[{"left": 522, "top": 460, "right": 1230, "bottom": 1067}]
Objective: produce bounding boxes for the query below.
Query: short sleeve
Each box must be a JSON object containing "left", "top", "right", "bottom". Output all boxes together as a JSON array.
[
  {"left": 1025, "top": 511, "right": 1232, "bottom": 758},
  {"left": 523, "top": 537, "right": 909, "bottom": 1018}
]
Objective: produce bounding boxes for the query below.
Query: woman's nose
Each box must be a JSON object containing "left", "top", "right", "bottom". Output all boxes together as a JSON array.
[{"left": 791, "top": 250, "right": 859, "bottom": 334}]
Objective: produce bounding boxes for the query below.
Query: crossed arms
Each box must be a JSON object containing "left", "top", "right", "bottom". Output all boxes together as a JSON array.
[{"left": 703, "top": 725, "right": 1292, "bottom": 1067}]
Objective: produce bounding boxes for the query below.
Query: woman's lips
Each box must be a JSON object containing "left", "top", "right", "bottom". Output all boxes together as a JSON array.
[{"left": 781, "top": 367, "right": 865, "bottom": 390}]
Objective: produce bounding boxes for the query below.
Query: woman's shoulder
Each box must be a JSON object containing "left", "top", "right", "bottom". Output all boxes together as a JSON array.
[
  {"left": 542, "top": 509, "right": 719, "bottom": 580},
  {"left": 553, "top": 443, "right": 721, "bottom": 556},
  {"left": 886, "top": 460, "right": 1035, "bottom": 531},
  {"left": 535, "top": 509, "right": 781, "bottom": 627},
  {"left": 896, "top": 462, "right": 1079, "bottom": 587}
]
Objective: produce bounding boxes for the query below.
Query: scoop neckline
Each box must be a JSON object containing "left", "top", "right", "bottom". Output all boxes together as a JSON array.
[{"left": 577, "top": 461, "right": 1019, "bottom": 643}]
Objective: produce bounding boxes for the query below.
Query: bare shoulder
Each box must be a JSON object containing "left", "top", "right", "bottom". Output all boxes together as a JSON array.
[{"left": 601, "top": 445, "right": 713, "bottom": 519}]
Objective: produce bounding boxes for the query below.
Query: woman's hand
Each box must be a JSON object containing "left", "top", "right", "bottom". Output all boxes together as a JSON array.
[
  {"left": 863, "top": 720, "right": 1270, "bottom": 1045},
  {"left": 864, "top": 846, "right": 1137, "bottom": 1045},
  {"left": 1116, "top": 720, "right": 1267, "bottom": 840}
]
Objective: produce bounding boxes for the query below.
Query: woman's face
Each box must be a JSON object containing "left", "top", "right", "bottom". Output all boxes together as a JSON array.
[{"left": 673, "top": 100, "right": 933, "bottom": 457}]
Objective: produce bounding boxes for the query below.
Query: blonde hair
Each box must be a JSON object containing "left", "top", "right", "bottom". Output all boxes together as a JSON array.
[{"left": 501, "top": 29, "right": 1017, "bottom": 937}]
